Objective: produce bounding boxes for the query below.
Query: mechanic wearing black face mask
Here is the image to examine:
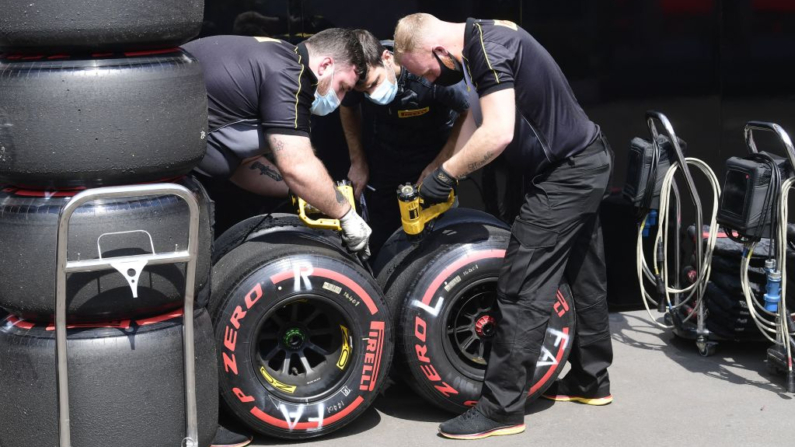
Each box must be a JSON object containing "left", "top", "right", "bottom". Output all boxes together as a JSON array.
[
  {"left": 181, "top": 30, "right": 372, "bottom": 256},
  {"left": 395, "top": 14, "right": 614, "bottom": 440},
  {"left": 340, "top": 30, "right": 469, "bottom": 256}
]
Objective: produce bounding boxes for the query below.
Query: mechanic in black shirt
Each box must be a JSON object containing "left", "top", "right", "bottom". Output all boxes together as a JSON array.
[
  {"left": 341, "top": 30, "right": 469, "bottom": 255},
  {"left": 182, "top": 29, "right": 372, "bottom": 255},
  {"left": 395, "top": 14, "right": 614, "bottom": 439}
]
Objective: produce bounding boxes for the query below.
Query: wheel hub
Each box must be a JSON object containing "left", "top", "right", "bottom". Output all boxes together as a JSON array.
[
  {"left": 475, "top": 315, "right": 497, "bottom": 338},
  {"left": 282, "top": 327, "right": 307, "bottom": 350}
]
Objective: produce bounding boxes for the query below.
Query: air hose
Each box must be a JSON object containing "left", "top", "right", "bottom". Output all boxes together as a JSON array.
[
  {"left": 738, "top": 177, "right": 795, "bottom": 389},
  {"left": 637, "top": 158, "right": 721, "bottom": 329}
]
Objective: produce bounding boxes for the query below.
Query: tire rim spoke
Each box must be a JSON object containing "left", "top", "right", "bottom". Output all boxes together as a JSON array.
[
  {"left": 290, "top": 302, "right": 300, "bottom": 322},
  {"left": 461, "top": 334, "right": 477, "bottom": 352},
  {"left": 262, "top": 345, "right": 281, "bottom": 362},
  {"left": 270, "top": 314, "right": 286, "bottom": 327},
  {"left": 305, "top": 308, "right": 322, "bottom": 325},
  {"left": 447, "top": 325, "right": 472, "bottom": 335},
  {"left": 305, "top": 341, "right": 331, "bottom": 356},
  {"left": 281, "top": 354, "right": 292, "bottom": 375},
  {"left": 298, "top": 352, "right": 313, "bottom": 373}
]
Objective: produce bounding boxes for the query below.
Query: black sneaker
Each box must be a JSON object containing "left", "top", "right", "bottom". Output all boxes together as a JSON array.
[
  {"left": 211, "top": 423, "right": 253, "bottom": 447},
  {"left": 541, "top": 380, "right": 613, "bottom": 406},
  {"left": 438, "top": 407, "right": 525, "bottom": 440}
]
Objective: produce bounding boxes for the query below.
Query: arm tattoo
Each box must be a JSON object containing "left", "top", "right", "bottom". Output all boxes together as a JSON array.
[
  {"left": 466, "top": 151, "right": 495, "bottom": 173},
  {"left": 335, "top": 187, "right": 348, "bottom": 205},
  {"left": 270, "top": 137, "right": 286, "bottom": 153},
  {"left": 250, "top": 161, "right": 283, "bottom": 181}
]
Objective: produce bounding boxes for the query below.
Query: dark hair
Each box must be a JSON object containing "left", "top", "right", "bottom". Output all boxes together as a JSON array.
[
  {"left": 305, "top": 28, "right": 367, "bottom": 83},
  {"left": 354, "top": 29, "right": 386, "bottom": 68}
]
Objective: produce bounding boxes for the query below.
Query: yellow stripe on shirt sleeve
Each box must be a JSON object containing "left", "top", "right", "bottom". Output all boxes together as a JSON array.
[
  {"left": 293, "top": 48, "right": 304, "bottom": 129},
  {"left": 475, "top": 23, "right": 500, "bottom": 85}
]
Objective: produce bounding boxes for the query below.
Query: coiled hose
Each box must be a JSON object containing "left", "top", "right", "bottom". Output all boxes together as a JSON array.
[{"left": 637, "top": 158, "right": 721, "bottom": 329}]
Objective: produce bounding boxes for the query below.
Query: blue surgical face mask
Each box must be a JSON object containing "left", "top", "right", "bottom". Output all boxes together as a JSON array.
[
  {"left": 365, "top": 60, "right": 398, "bottom": 106},
  {"left": 311, "top": 65, "right": 340, "bottom": 116}
]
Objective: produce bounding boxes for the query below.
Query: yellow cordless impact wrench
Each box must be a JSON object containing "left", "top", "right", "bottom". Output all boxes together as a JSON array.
[
  {"left": 397, "top": 183, "right": 456, "bottom": 236},
  {"left": 292, "top": 180, "right": 373, "bottom": 272},
  {"left": 292, "top": 180, "right": 357, "bottom": 232}
]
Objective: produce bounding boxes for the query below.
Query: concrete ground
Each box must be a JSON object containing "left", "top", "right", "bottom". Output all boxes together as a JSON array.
[{"left": 251, "top": 310, "right": 793, "bottom": 447}]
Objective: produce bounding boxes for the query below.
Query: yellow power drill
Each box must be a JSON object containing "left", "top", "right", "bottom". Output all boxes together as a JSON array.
[
  {"left": 397, "top": 183, "right": 456, "bottom": 236},
  {"left": 292, "top": 180, "right": 356, "bottom": 231}
]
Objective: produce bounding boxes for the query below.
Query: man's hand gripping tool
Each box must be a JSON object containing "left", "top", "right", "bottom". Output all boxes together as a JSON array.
[{"left": 397, "top": 183, "right": 455, "bottom": 236}]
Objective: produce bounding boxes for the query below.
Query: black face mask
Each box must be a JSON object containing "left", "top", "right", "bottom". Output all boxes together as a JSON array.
[{"left": 433, "top": 51, "right": 464, "bottom": 87}]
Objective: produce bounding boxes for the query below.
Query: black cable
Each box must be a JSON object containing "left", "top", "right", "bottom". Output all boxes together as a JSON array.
[
  {"left": 239, "top": 199, "right": 291, "bottom": 244},
  {"left": 750, "top": 154, "right": 781, "bottom": 262},
  {"left": 637, "top": 137, "right": 661, "bottom": 220}
]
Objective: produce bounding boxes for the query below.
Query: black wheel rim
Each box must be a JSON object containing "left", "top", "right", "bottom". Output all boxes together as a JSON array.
[
  {"left": 442, "top": 278, "right": 497, "bottom": 381},
  {"left": 252, "top": 295, "right": 355, "bottom": 401}
]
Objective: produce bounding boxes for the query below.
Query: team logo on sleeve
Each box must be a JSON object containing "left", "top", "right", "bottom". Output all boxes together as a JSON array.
[{"left": 493, "top": 20, "right": 518, "bottom": 30}]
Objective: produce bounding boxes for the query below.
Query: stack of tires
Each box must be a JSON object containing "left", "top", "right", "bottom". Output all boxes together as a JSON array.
[
  {"left": 374, "top": 209, "right": 575, "bottom": 413},
  {"left": 683, "top": 225, "right": 795, "bottom": 341},
  {"left": 208, "top": 214, "right": 394, "bottom": 439},
  {"left": 0, "top": 2, "right": 218, "bottom": 446}
]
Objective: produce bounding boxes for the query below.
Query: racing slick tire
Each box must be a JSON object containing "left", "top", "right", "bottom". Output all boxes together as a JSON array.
[
  {"left": 0, "top": 176, "right": 212, "bottom": 323},
  {"left": 0, "top": 50, "right": 207, "bottom": 189},
  {"left": 0, "top": 0, "right": 203, "bottom": 53},
  {"left": 212, "top": 213, "right": 344, "bottom": 265},
  {"left": 0, "top": 309, "right": 218, "bottom": 447},
  {"left": 211, "top": 233, "right": 393, "bottom": 439},
  {"left": 381, "top": 222, "right": 576, "bottom": 413}
]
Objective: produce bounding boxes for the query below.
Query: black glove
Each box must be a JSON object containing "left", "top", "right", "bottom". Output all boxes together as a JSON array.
[{"left": 419, "top": 166, "right": 457, "bottom": 204}]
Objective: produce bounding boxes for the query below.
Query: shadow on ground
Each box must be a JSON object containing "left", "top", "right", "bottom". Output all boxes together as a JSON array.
[{"left": 610, "top": 311, "right": 792, "bottom": 399}]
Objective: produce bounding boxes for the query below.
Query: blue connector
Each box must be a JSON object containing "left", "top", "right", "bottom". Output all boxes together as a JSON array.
[
  {"left": 764, "top": 259, "right": 781, "bottom": 313},
  {"left": 643, "top": 209, "right": 657, "bottom": 238}
]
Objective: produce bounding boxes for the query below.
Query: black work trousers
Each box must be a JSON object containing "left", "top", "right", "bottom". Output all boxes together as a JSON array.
[
  {"left": 364, "top": 185, "right": 403, "bottom": 259},
  {"left": 477, "top": 133, "right": 614, "bottom": 424},
  {"left": 195, "top": 173, "right": 286, "bottom": 238}
]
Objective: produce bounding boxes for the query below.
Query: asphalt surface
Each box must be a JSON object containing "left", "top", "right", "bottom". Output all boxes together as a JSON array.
[{"left": 250, "top": 309, "right": 793, "bottom": 447}]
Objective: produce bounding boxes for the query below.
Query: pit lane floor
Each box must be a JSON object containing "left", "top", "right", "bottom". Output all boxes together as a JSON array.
[{"left": 250, "top": 309, "right": 792, "bottom": 447}]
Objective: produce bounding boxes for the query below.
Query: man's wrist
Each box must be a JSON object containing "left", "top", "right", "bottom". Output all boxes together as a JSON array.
[
  {"left": 339, "top": 203, "right": 353, "bottom": 219},
  {"left": 440, "top": 162, "right": 459, "bottom": 182}
]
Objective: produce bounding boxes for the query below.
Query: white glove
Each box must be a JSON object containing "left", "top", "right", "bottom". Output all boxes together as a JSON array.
[{"left": 339, "top": 207, "right": 372, "bottom": 255}]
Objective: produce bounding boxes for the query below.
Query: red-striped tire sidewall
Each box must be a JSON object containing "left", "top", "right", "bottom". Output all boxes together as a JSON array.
[
  {"left": 215, "top": 248, "right": 392, "bottom": 439},
  {"left": 399, "top": 243, "right": 575, "bottom": 413},
  {"left": 0, "top": 175, "right": 213, "bottom": 322}
]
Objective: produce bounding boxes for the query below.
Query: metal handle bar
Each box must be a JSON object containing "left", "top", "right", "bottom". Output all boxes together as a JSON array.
[
  {"left": 645, "top": 110, "right": 706, "bottom": 337},
  {"left": 744, "top": 121, "right": 795, "bottom": 169},
  {"left": 55, "top": 183, "right": 200, "bottom": 447},
  {"left": 645, "top": 111, "right": 703, "bottom": 219}
]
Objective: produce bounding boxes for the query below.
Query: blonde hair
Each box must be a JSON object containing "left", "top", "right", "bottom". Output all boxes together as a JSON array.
[{"left": 393, "top": 13, "right": 436, "bottom": 61}]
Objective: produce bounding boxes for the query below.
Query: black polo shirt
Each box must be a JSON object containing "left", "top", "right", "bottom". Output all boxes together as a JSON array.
[
  {"left": 182, "top": 35, "right": 316, "bottom": 178},
  {"left": 462, "top": 18, "right": 598, "bottom": 176},
  {"left": 342, "top": 68, "right": 468, "bottom": 187}
]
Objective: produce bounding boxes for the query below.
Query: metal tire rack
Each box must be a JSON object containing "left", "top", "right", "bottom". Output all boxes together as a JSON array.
[{"left": 54, "top": 183, "right": 202, "bottom": 447}]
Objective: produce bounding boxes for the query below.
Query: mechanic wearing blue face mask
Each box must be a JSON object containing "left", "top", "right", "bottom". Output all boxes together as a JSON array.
[
  {"left": 182, "top": 29, "right": 373, "bottom": 258},
  {"left": 341, "top": 29, "right": 469, "bottom": 256}
]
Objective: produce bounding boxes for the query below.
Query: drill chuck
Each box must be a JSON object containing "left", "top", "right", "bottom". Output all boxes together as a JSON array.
[{"left": 398, "top": 183, "right": 418, "bottom": 202}]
